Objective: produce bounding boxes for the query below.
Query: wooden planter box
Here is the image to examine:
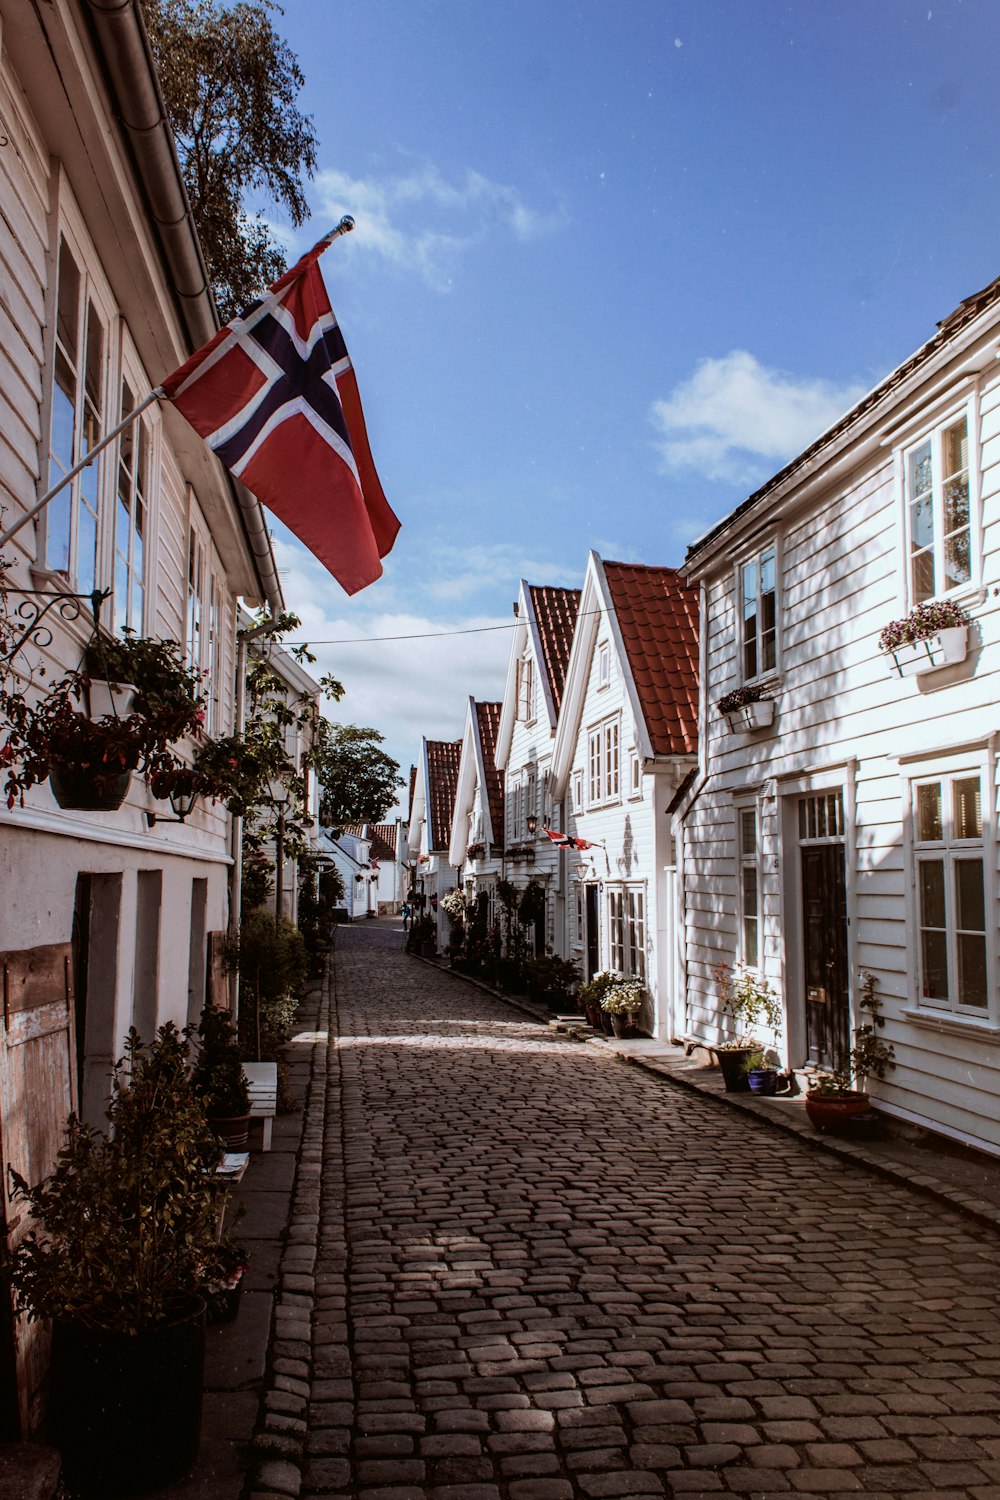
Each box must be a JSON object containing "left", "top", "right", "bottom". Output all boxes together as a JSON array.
[{"left": 883, "top": 626, "right": 967, "bottom": 679}]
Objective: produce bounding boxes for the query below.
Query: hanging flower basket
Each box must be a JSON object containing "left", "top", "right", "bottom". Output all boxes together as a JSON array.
[
  {"left": 879, "top": 602, "right": 971, "bottom": 679},
  {"left": 49, "top": 757, "right": 135, "bottom": 812}
]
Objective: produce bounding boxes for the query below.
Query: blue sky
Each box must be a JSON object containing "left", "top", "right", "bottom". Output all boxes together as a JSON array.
[{"left": 262, "top": 0, "right": 1000, "bottom": 798}]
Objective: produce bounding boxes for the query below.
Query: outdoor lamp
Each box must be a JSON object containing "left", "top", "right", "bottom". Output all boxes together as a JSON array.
[
  {"left": 266, "top": 773, "right": 290, "bottom": 806},
  {"left": 145, "top": 781, "right": 200, "bottom": 827},
  {"left": 526, "top": 813, "right": 538, "bottom": 835}
]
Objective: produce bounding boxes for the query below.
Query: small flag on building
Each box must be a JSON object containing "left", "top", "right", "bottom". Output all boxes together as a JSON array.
[
  {"left": 544, "top": 827, "right": 598, "bottom": 851},
  {"left": 160, "top": 231, "right": 400, "bottom": 596}
]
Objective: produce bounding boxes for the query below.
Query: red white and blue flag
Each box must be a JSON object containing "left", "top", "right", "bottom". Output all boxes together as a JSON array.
[
  {"left": 544, "top": 827, "right": 598, "bottom": 851},
  {"left": 161, "top": 237, "right": 400, "bottom": 596}
]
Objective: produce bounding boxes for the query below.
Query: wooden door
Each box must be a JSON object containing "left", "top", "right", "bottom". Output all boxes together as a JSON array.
[
  {"left": 585, "top": 885, "right": 600, "bottom": 980},
  {"left": 0, "top": 942, "right": 76, "bottom": 1435},
  {"left": 799, "top": 793, "right": 849, "bottom": 1071}
]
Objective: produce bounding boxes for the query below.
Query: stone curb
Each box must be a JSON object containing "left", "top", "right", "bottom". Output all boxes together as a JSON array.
[
  {"left": 245, "top": 966, "right": 331, "bottom": 1499},
  {"left": 431, "top": 955, "right": 1000, "bottom": 1239}
]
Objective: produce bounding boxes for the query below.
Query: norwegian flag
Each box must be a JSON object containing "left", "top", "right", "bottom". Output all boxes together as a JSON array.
[
  {"left": 544, "top": 827, "right": 598, "bottom": 851},
  {"left": 161, "top": 236, "right": 400, "bottom": 596}
]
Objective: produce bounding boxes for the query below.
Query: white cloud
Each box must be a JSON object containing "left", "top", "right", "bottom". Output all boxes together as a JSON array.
[
  {"left": 650, "top": 351, "right": 868, "bottom": 486},
  {"left": 419, "top": 541, "right": 581, "bottom": 603},
  {"left": 312, "top": 161, "right": 567, "bottom": 289}
]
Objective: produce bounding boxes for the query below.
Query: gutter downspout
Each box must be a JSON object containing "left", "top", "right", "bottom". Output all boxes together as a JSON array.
[{"left": 83, "top": 0, "right": 284, "bottom": 618}]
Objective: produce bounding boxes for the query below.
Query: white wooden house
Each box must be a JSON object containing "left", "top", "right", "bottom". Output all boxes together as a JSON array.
[
  {"left": 448, "top": 698, "right": 505, "bottom": 917},
  {"left": 680, "top": 269, "right": 1000, "bottom": 1156},
  {"left": 319, "top": 828, "right": 377, "bottom": 921},
  {"left": 407, "top": 737, "right": 462, "bottom": 948},
  {"left": 550, "top": 554, "right": 699, "bottom": 1035},
  {"left": 494, "top": 582, "right": 580, "bottom": 951},
  {"left": 0, "top": 0, "right": 285, "bottom": 1434},
  {"left": 342, "top": 820, "right": 407, "bottom": 912}
]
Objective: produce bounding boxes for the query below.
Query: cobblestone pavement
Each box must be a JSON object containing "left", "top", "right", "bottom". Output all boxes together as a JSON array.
[{"left": 301, "top": 924, "right": 1000, "bottom": 1500}]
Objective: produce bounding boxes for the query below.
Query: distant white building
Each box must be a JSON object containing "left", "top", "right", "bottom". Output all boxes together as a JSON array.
[{"left": 407, "top": 737, "right": 462, "bottom": 949}]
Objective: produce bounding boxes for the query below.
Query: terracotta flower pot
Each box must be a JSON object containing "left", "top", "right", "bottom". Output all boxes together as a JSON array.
[{"left": 804, "top": 1090, "right": 870, "bottom": 1134}]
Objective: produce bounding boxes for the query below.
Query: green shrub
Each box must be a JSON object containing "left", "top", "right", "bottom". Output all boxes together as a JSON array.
[{"left": 232, "top": 908, "right": 307, "bottom": 1060}]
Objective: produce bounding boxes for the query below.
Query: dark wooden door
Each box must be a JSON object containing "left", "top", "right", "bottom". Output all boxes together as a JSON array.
[
  {"left": 585, "top": 885, "right": 600, "bottom": 980},
  {"left": 801, "top": 841, "right": 849, "bottom": 1070}
]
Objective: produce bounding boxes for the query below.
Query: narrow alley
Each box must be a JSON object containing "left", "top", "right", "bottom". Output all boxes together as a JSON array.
[{"left": 288, "top": 923, "right": 1000, "bottom": 1500}]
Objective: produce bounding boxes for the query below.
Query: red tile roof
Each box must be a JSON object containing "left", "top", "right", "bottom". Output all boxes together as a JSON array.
[
  {"left": 426, "top": 740, "right": 463, "bottom": 851},
  {"left": 474, "top": 702, "right": 505, "bottom": 845},
  {"left": 528, "top": 585, "right": 581, "bottom": 715},
  {"left": 340, "top": 822, "right": 398, "bottom": 862},
  {"left": 602, "top": 562, "right": 699, "bottom": 757}
]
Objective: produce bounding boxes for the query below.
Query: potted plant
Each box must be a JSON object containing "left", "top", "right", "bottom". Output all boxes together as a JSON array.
[
  {"left": 202, "top": 1237, "right": 250, "bottom": 1325},
  {"left": 600, "top": 976, "right": 645, "bottom": 1038},
  {"left": 9, "top": 1024, "right": 219, "bottom": 1496},
  {"left": 713, "top": 960, "right": 783, "bottom": 1091},
  {"left": 578, "top": 970, "right": 617, "bottom": 1032},
  {"left": 524, "top": 952, "right": 580, "bottom": 1012},
  {"left": 84, "top": 628, "right": 204, "bottom": 734},
  {"left": 805, "top": 971, "right": 895, "bottom": 1133},
  {"left": 744, "top": 1046, "right": 784, "bottom": 1096},
  {"left": 190, "top": 1002, "right": 251, "bottom": 1150},
  {"left": 407, "top": 913, "right": 436, "bottom": 958},
  {"left": 878, "top": 599, "right": 971, "bottom": 678},
  {"left": 716, "top": 681, "right": 775, "bottom": 733}
]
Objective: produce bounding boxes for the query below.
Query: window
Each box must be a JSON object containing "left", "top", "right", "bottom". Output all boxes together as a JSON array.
[
  {"left": 608, "top": 885, "right": 646, "bottom": 979},
  {"left": 187, "top": 527, "right": 205, "bottom": 674},
  {"left": 587, "top": 718, "right": 620, "bottom": 806},
  {"left": 524, "top": 767, "right": 536, "bottom": 838},
  {"left": 597, "top": 642, "right": 610, "bottom": 689},
  {"left": 913, "top": 769, "right": 990, "bottom": 1015},
  {"left": 46, "top": 236, "right": 108, "bottom": 589},
  {"left": 113, "top": 377, "right": 149, "bottom": 634},
  {"left": 629, "top": 752, "right": 641, "bottom": 797},
  {"left": 516, "top": 655, "right": 533, "bottom": 721},
  {"left": 572, "top": 770, "right": 583, "bottom": 812},
  {"left": 738, "top": 806, "right": 760, "bottom": 968},
  {"left": 740, "top": 544, "right": 777, "bottom": 682},
  {"left": 904, "top": 412, "right": 973, "bottom": 603}
]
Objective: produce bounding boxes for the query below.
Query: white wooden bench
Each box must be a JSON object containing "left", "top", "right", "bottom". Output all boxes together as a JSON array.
[{"left": 242, "top": 1062, "right": 278, "bottom": 1151}]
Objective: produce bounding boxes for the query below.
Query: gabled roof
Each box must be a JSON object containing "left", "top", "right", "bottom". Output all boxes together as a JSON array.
[
  {"left": 340, "top": 822, "right": 398, "bottom": 861},
  {"left": 551, "top": 552, "right": 699, "bottom": 797},
  {"left": 496, "top": 580, "right": 582, "bottom": 767},
  {"left": 475, "top": 702, "right": 506, "bottom": 846},
  {"left": 527, "top": 586, "right": 581, "bottom": 716},
  {"left": 602, "top": 562, "right": 699, "bottom": 756},
  {"left": 407, "top": 765, "right": 417, "bottom": 821},
  {"left": 427, "top": 740, "right": 463, "bottom": 851}
]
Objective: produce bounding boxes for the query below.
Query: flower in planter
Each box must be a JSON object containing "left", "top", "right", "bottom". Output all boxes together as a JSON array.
[
  {"left": 716, "top": 682, "right": 770, "bottom": 717},
  {"left": 713, "top": 959, "right": 782, "bottom": 1049},
  {"left": 441, "top": 888, "right": 468, "bottom": 922},
  {"left": 599, "top": 976, "right": 645, "bottom": 1015},
  {"left": 877, "top": 599, "right": 971, "bottom": 653}
]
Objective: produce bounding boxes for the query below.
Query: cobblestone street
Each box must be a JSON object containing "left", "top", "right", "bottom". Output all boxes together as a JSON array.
[{"left": 298, "top": 924, "right": 1000, "bottom": 1500}]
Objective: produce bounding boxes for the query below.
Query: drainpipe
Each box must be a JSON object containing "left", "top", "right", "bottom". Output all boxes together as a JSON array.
[{"left": 83, "top": 0, "right": 285, "bottom": 619}]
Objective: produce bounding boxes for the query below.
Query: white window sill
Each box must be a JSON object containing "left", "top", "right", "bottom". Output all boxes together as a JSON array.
[{"left": 901, "top": 1007, "right": 1000, "bottom": 1040}]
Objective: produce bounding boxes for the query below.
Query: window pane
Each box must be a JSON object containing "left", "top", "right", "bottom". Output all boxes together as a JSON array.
[
  {"left": 943, "top": 418, "right": 968, "bottom": 484},
  {"left": 955, "top": 858, "right": 985, "bottom": 932},
  {"left": 910, "top": 493, "right": 934, "bottom": 550},
  {"left": 56, "top": 240, "right": 80, "bottom": 355},
  {"left": 911, "top": 546, "right": 936, "bottom": 603},
  {"left": 910, "top": 441, "right": 932, "bottom": 499},
  {"left": 921, "top": 929, "right": 949, "bottom": 1001},
  {"left": 953, "top": 778, "right": 981, "bottom": 840},
  {"left": 919, "top": 859, "right": 946, "bottom": 929},
  {"left": 84, "top": 302, "right": 103, "bottom": 412},
  {"left": 944, "top": 530, "right": 972, "bottom": 590},
  {"left": 77, "top": 505, "right": 97, "bottom": 596},
  {"left": 50, "top": 352, "right": 76, "bottom": 471},
  {"left": 957, "top": 934, "right": 988, "bottom": 1009},
  {"left": 916, "top": 783, "right": 943, "bottom": 842},
  {"left": 740, "top": 809, "right": 756, "bottom": 857}
]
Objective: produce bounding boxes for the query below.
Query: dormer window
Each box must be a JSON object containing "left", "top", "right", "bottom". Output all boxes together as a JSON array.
[
  {"left": 597, "top": 641, "right": 610, "bottom": 689},
  {"left": 516, "top": 654, "right": 533, "bottom": 722}
]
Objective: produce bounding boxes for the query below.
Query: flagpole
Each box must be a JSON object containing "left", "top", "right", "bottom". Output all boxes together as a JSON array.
[
  {"left": 0, "top": 387, "right": 164, "bottom": 551},
  {"left": 0, "top": 218, "right": 356, "bottom": 556}
]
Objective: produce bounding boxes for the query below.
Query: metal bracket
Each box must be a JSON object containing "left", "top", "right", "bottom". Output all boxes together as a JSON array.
[{"left": 0, "top": 587, "right": 107, "bottom": 665}]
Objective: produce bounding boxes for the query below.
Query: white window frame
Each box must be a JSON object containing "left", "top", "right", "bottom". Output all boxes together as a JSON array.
[
  {"left": 41, "top": 218, "right": 116, "bottom": 594},
  {"left": 586, "top": 716, "right": 620, "bottom": 808},
  {"left": 607, "top": 883, "right": 646, "bottom": 981},
  {"left": 572, "top": 770, "right": 583, "bottom": 813},
  {"left": 112, "top": 334, "right": 158, "bottom": 637},
  {"left": 898, "top": 399, "right": 980, "bottom": 608},
  {"left": 735, "top": 801, "right": 761, "bottom": 970},
  {"left": 628, "top": 751, "right": 641, "bottom": 799},
  {"left": 737, "top": 540, "right": 779, "bottom": 685},
  {"left": 597, "top": 641, "right": 611, "bottom": 690},
  {"left": 516, "top": 653, "right": 534, "bottom": 723},
  {"left": 906, "top": 748, "right": 996, "bottom": 1023}
]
